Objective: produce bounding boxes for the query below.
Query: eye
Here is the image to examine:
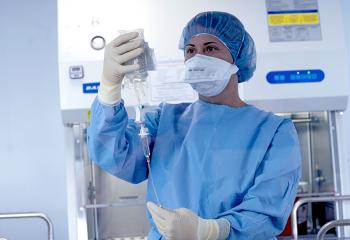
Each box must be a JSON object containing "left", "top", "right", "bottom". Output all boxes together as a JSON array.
[
  {"left": 186, "top": 47, "right": 195, "bottom": 54},
  {"left": 205, "top": 45, "right": 219, "bottom": 52}
]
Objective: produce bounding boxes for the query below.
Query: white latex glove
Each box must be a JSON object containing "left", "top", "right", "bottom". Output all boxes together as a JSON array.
[
  {"left": 98, "top": 32, "right": 144, "bottom": 105},
  {"left": 147, "top": 202, "right": 230, "bottom": 240}
]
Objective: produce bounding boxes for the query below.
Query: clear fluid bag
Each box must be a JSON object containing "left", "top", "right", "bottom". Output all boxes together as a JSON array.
[{"left": 119, "top": 29, "right": 156, "bottom": 88}]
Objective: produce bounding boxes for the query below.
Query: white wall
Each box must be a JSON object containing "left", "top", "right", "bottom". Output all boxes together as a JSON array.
[{"left": 0, "top": 0, "right": 68, "bottom": 239}]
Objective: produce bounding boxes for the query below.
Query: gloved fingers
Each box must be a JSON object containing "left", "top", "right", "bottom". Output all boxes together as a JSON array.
[
  {"left": 118, "top": 64, "right": 140, "bottom": 74},
  {"left": 164, "top": 232, "right": 175, "bottom": 240},
  {"left": 116, "top": 47, "right": 144, "bottom": 64},
  {"left": 111, "top": 32, "right": 139, "bottom": 47},
  {"left": 154, "top": 220, "right": 169, "bottom": 235},
  {"left": 147, "top": 202, "right": 168, "bottom": 223},
  {"left": 148, "top": 208, "right": 169, "bottom": 236},
  {"left": 157, "top": 224, "right": 175, "bottom": 240},
  {"left": 147, "top": 202, "right": 176, "bottom": 221},
  {"left": 176, "top": 207, "right": 192, "bottom": 215},
  {"left": 149, "top": 207, "right": 168, "bottom": 227},
  {"left": 114, "top": 39, "right": 144, "bottom": 55}
]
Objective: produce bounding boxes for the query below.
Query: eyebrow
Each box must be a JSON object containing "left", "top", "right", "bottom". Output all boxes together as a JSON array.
[
  {"left": 186, "top": 42, "right": 218, "bottom": 47},
  {"left": 203, "top": 42, "right": 217, "bottom": 45}
]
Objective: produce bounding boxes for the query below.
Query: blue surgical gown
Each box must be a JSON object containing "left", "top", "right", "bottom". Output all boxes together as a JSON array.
[{"left": 87, "top": 98, "right": 301, "bottom": 240}]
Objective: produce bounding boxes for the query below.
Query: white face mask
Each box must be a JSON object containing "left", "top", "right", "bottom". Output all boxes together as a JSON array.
[{"left": 182, "top": 54, "right": 239, "bottom": 97}]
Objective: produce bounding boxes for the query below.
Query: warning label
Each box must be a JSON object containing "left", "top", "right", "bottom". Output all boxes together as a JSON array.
[{"left": 266, "top": 0, "right": 322, "bottom": 42}]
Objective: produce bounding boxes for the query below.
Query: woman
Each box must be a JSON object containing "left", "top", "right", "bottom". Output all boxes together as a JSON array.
[{"left": 88, "top": 11, "right": 301, "bottom": 240}]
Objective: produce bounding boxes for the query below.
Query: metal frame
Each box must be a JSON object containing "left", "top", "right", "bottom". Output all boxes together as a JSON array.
[
  {"left": 316, "top": 219, "right": 350, "bottom": 240},
  {"left": 291, "top": 195, "right": 350, "bottom": 239},
  {"left": 0, "top": 212, "right": 54, "bottom": 240},
  {"left": 72, "top": 124, "right": 89, "bottom": 239},
  {"left": 329, "top": 111, "right": 345, "bottom": 237}
]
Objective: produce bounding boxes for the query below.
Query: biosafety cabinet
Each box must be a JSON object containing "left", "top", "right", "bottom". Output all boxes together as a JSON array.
[{"left": 58, "top": 0, "right": 350, "bottom": 239}]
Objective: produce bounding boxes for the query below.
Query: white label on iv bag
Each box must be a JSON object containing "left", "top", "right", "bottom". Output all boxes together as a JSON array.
[{"left": 148, "top": 60, "right": 197, "bottom": 104}]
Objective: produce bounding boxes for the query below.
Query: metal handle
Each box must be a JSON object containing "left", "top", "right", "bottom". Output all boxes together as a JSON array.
[
  {"left": 0, "top": 212, "right": 54, "bottom": 240},
  {"left": 291, "top": 195, "right": 350, "bottom": 239},
  {"left": 82, "top": 202, "right": 145, "bottom": 209},
  {"left": 297, "top": 192, "right": 335, "bottom": 198},
  {"left": 292, "top": 117, "right": 319, "bottom": 124},
  {"left": 292, "top": 119, "right": 313, "bottom": 123},
  {"left": 316, "top": 219, "right": 350, "bottom": 240}
]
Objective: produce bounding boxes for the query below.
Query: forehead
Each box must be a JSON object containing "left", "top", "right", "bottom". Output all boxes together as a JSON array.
[{"left": 187, "top": 34, "right": 226, "bottom": 46}]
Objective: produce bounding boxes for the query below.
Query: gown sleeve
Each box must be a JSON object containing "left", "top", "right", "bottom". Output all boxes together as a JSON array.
[
  {"left": 219, "top": 118, "right": 302, "bottom": 239},
  {"left": 87, "top": 98, "right": 162, "bottom": 184}
]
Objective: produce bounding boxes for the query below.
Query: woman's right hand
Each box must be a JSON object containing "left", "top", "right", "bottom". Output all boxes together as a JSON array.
[
  {"left": 102, "top": 31, "right": 144, "bottom": 86},
  {"left": 98, "top": 32, "right": 144, "bottom": 105}
]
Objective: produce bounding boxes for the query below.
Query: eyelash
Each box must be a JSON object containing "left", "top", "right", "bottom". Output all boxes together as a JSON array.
[
  {"left": 186, "top": 48, "right": 195, "bottom": 54},
  {"left": 186, "top": 46, "right": 219, "bottom": 54},
  {"left": 206, "top": 46, "right": 219, "bottom": 52}
]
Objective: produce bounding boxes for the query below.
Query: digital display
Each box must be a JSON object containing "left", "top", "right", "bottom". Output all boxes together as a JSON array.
[
  {"left": 69, "top": 66, "right": 84, "bottom": 79},
  {"left": 267, "top": 70, "right": 325, "bottom": 84}
]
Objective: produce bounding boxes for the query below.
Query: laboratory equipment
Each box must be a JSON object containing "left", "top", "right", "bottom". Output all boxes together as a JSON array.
[{"left": 58, "top": 0, "right": 350, "bottom": 239}]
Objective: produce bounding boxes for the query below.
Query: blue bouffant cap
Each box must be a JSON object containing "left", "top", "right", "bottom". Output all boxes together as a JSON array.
[{"left": 179, "top": 11, "right": 256, "bottom": 83}]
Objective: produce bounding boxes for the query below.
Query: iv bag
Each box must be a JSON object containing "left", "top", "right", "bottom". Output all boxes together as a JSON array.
[{"left": 119, "top": 29, "right": 156, "bottom": 87}]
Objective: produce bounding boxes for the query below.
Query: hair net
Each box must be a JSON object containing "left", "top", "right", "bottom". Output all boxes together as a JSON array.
[{"left": 179, "top": 11, "right": 256, "bottom": 83}]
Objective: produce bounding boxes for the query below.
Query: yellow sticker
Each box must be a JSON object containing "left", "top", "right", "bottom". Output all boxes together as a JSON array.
[
  {"left": 87, "top": 110, "right": 91, "bottom": 122},
  {"left": 268, "top": 13, "right": 320, "bottom": 26}
]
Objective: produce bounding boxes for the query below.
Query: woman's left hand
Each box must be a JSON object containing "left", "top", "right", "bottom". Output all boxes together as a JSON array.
[{"left": 147, "top": 201, "right": 221, "bottom": 240}]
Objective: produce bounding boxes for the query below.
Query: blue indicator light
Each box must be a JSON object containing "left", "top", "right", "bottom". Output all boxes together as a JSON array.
[
  {"left": 83, "top": 82, "right": 100, "bottom": 93},
  {"left": 267, "top": 70, "right": 325, "bottom": 84}
]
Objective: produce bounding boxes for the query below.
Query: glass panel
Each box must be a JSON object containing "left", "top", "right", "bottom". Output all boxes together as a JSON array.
[
  {"left": 292, "top": 112, "right": 336, "bottom": 236},
  {"left": 80, "top": 125, "right": 150, "bottom": 239}
]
